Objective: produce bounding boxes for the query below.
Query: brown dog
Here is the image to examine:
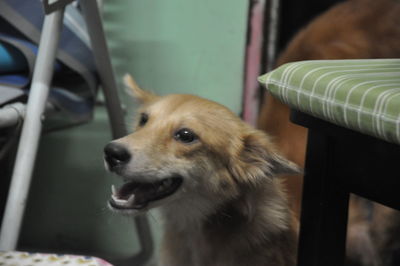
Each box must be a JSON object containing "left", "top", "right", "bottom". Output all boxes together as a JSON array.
[
  {"left": 104, "top": 75, "right": 300, "bottom": 266},
  {"left": 258, "top": 0, "right": 400, "bottom": 265}
]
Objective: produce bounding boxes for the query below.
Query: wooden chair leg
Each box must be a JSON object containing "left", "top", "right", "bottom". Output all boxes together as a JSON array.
[{"left": 297, "top": 130, "right": 349, "bottom": 266}]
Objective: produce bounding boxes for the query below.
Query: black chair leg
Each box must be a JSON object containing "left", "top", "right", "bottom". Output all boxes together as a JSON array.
[{"left": 297, "top": 129, "right": 349, "bottom": 266}]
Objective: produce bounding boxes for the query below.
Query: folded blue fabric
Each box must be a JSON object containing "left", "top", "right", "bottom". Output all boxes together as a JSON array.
[
  {"left": 0, "top": 42, "right": 27, "bottom": 73},
  {"left": 0, "top": 0, "right": 99, "bottom": 129}
]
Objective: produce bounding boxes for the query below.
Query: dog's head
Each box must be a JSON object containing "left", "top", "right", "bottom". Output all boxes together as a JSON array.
[{"left": 104, "top": 75, "right": 300, "bottom": 217}]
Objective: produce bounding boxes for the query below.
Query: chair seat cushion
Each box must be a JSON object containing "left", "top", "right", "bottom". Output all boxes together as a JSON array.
[
  {"left": 259, "top": 59, "right": 400, "bottom": 144},
  {"left": 0, "top": 251, "right": 113, "bottom": 266}
]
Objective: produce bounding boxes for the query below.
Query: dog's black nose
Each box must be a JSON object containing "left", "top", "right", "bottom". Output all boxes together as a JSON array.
[{"left": 104, "top": 142, "right": 131, "bottom": 169}]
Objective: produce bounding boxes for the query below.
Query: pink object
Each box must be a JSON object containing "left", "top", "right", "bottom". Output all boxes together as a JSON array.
[{"left": 243, "top": 0, "right": 266, "bottom": 126}]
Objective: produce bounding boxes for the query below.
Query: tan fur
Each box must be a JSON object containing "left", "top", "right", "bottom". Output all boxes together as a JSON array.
[
  {"left": 258, "top": 0, "right": 400, "bottom": 265},
  {"left": 110, "top": 75, "right": 300, "bottom": 266},
  {"left": 123, "top": 74, "right": 159, "bottom": 103}
]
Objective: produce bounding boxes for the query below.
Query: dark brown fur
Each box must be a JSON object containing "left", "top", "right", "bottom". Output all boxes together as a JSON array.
[{"left": 258, "top": 0, "right": 400, "bottom": 265}]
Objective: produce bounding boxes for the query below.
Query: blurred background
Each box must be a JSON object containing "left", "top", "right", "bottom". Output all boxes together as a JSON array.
[{"left": 0, "top": 0, "right": 347, "bottom": 264}]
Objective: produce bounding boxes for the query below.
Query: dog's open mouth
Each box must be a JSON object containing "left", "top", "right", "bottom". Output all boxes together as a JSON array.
[{"left": 109, "top": 177, "right": 183, "bottom": 210}]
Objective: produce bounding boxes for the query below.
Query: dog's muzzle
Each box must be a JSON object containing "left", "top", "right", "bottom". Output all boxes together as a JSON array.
[
  {"left": 103, "top": 142, "right": 184, "bottom": 211},
  {"left": 104, "top": 142, "right": 131, "bottom": 170}
]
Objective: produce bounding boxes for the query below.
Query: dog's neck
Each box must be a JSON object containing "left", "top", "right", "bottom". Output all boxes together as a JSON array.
[
  {"left": 160, "top": 190, "right": 224, "bottom": 231},
  {"left": 158, "top": 179, "right": 297, "bottom": 266},
  {"left": 206, "top": 181, "right": 293, "bottom": 245},
  {"left": 161, "top": 179, "right": 294, "bottom": 246}
]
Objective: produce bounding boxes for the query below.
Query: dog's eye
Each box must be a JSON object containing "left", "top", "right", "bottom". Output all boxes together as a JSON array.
[
  {"left": 174, "top": 128, "right": 197, "bottom": 143},
  {"left": 139, "top": 113, "right": 149, "bottom": 127}
]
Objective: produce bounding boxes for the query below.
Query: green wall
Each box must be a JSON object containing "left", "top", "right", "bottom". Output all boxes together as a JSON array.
[
  {"left": 103, "top": 0, "right": 248, "bottom": 113},
  {"left": 18, "top": 0, "right": 248, "bottom": 262}
]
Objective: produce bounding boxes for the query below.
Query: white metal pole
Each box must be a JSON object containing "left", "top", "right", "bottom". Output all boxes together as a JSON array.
[
  {"left": 80, "top": 2, "right": 154, "bottom": 264},
  {"left": 0, "top": 8, "right": 65, "bottom": 250},
  {"left": 80, "top": 0, "right": 126, "bottom": 138}
]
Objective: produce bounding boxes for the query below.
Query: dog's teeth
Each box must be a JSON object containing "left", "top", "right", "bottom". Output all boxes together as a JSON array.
[
  {"left": 111, "top": 194, "right": 127, "bottom": 205},
  {"left": 127, "top": 194, "right": 135, "bottom": 205},
  {"left": 111, "top": 185, "right": 117, "bottom": 196}
]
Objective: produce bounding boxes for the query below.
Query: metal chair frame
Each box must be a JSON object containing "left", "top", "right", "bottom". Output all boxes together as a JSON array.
[{"left": 0, "top": 1, "right": 153, "bottom": 265}]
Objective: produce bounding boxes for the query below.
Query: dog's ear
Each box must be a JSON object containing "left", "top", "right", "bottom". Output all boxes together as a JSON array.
[
  {"left": 123, "top": 74, "right": 158, "bottom": 103},
  {"left": 229, "top": 129, "right": 301, "bottom": 185}
]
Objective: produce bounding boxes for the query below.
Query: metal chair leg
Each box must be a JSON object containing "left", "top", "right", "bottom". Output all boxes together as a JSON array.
[
  {"left": 0, "top": 8, "right": 65, "bottom": 250},
  {"left": 80, "top": 1, "right": 154, "bottom": 264}
]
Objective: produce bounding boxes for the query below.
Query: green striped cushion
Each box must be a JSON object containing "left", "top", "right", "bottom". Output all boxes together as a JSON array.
[{"left": 258, "top": 59, "right": 400, "bottom": 144}]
